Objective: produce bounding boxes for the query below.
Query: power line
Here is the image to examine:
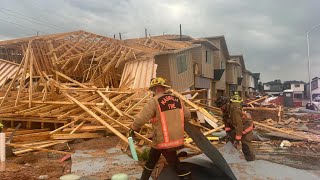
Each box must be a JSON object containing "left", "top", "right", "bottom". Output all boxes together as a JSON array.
[
  {"left": 0, "top": 8, "right": 70, "bottom": 32},
  {"left": 15, "top": 0, "right": 79, "bottom": 30},
  {"left": 0, "top": 17, "right": 46, "bottom": 34},
  {"left": 0, "top": 9, "right": 62, "bottom": 31}
]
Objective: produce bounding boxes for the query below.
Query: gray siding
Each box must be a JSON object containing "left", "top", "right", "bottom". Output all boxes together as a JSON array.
[
  {"left": 191, "top": 46, "right": 202, "bottom": 70},
  {"left": 195, "top": 76, "right": 211, "bottom": 89},
  {"left": 202, "top": 46, "right": 214, "bottom": 79},
  {"left": 155, "top": 54, "right": 171, "bottom": 85},
  {"left": 169, "top": 50, "right": 194, "bottom": 92}
]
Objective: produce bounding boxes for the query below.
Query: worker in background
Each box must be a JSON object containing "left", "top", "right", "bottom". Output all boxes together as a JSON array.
[
  {"left": 0, "top": 122, "right": 3, "bottom": 133},
  {"left": 215, "top": 94, "right": 255, "bottom": 161},
  {"left": 231, "top": 91, "right": 243, "bottom": 107},
  {"left": 130, "top": 77, "right": 192, "bottom": 180}
]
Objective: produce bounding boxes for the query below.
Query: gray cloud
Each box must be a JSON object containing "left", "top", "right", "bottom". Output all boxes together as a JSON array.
[{"left": 0, "top": 0, "right": 319, "bottom": 82}]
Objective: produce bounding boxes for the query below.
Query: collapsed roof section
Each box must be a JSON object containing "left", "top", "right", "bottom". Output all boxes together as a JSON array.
[{"left": 0, "top": 30, "right": 148, "bottom": 87}]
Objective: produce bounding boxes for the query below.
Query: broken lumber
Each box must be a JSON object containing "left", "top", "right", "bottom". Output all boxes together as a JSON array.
[
  {"left": 51, "top": 133, "right": 103, "bottom": 140},
  {"left": 254, "top": 120, "right": 320, "bottom": 143},
  {"left": 7, "top": 143, "right": 72, "bottom": 155},
  {"left": 169, "top": 89, "right": 219, "bottom": 123}
]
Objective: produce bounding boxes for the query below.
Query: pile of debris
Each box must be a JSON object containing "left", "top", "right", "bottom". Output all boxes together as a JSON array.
[
  {"left": 243, "top": 96, "right": 283, "bottom": 121},
  {"left": 0, "top": 31, "right": 216, "bottom": 157}
]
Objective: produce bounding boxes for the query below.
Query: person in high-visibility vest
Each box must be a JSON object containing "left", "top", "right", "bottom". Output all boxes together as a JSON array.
[
  {"left": 0, "top": 122, "right": 3, "bottom": 133},
  {"left": 215, "top": 95, "right": 255, "bottom": 161},
  {"left": 130, "top": 77, "right": 192, "bottom": 180}
]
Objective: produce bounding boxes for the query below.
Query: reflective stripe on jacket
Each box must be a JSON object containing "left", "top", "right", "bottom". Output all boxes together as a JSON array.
[
  {"left": 222, "top": 102, "right": 254, "bottom": 140},
  {"left": 133, "top": 92, "right": 191, "bottom": 149}
]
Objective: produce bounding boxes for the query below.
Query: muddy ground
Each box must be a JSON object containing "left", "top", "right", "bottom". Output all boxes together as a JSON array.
[
  {"left": 1, "top": 124, "right": 320, "bottom": 179},
  {"left": 2, "top": 137, "right": 320, "bottom": 180}
]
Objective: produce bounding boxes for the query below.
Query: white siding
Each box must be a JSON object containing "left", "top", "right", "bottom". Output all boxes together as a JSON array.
[
  {"left": 264, "top": 84, "right": 271, "bottom": 91},
  {"left": 290, "top": 84, "right": 304, "bottom": 92}
]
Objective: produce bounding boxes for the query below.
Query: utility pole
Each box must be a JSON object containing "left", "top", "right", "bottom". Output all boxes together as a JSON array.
[
  {"left": 306, "top": 23, "right": 320, "bottom": 103},
  {"left": 180, "top": 24, "right": 182, "bottom": 41},
  {"left": 145, "top": 28, "right": 148, "bottom": 39}
]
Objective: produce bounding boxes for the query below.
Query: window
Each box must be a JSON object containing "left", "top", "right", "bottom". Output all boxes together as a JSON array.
[
  {"left": 177, "top": 54, "right": 187, "bottom": 74},
  {"left": 205, "top": 50, "right": 212, "bottom": 64},
  {"left": 295, "top": 84, "right": 300, "bottom": 87},
  {"left": 220, "top": 60, "right": 225, "bottom": 69}
]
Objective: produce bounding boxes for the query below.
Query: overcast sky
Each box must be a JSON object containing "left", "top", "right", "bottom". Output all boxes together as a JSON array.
[{"left": 1, "top": 0, "right": 319, "bottom": 83}]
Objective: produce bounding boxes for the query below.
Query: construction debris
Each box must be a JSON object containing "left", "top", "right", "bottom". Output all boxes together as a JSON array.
[{"left": 0, "top": 31, "right": 319, "bottom": 179}]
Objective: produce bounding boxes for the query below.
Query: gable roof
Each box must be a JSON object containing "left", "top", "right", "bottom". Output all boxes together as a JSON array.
[
  {"left": 264, "top": 80, "right": 282, "bottom": 85},
  {"left": 201, "top": 35, "right": 230, "bottom": 59},
  {"left": 151, "top": 34, "right": 194, "bottom": 41},
  {"left": 191, "top": 39, "right": 219, "bottom": 51},
  {"left": 283, "top": 80, "right": 305, "bottom": 84},
  {"left": 230, "top": 55, "right": 246, "bottom": 71}
]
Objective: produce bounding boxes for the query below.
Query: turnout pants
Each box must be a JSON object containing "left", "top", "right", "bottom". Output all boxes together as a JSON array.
[
  {"left": 229, "top": 130, "right": 255, "bottom": 161},
  {"left": 141, "top": 147, "right": 192, "bottom": 180}
]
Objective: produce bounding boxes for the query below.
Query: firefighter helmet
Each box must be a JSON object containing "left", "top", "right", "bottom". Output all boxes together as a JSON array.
[
  {"left": 230, "top": 92, "right": 243, "bottom": 103},
  {"left": 150, "top": 77, "right": 171, "bottom": 89}
]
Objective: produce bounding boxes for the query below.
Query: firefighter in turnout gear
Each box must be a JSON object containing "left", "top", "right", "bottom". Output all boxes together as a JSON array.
[
  {"left": 0, "top": 122, "right": 3, "bottom": 133},
  {"left": 130, "top": 77, "right": 192, "bottom": 180},
  {"left": 215, "top": 95, "right": 256, "bottom": 161}
]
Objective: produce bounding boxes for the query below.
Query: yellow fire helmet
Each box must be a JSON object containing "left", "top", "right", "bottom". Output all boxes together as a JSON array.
[
  {"left": 150, "top": 77, "right": 171, "bottom": 89},
  {"left": 230, "top": 92, "right": 243, "bottom": 103}
]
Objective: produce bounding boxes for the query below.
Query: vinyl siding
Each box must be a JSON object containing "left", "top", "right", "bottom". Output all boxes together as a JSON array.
[
  {"left": 202, "top": 46, "right": 214, "bottom": 79},
  {"left": 168, "top": 50, "right": 194, "bottom": 92},
  {"left": 155, "top": 54, "right": 171, "bottom": 85}
]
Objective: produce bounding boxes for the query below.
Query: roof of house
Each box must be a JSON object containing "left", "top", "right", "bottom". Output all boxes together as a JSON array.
[
  {"left": 124, "top": 36, "right": 193, "bottom": 54},
  {"left": 201, "top": 35, "right": 230, "bottom": 59},
  {"left": 283, "top": 80, "right": 305, "bottom": 84},
  {"left": 153, "top": 44, "right": 201, "bottom": 56},
  {"left": 191, "top": 39, "right": 219, "bottom": 51},
  {"left": 230, "top": 55, "right": 246, "bottom": 70},
  {"left": 252, "top": 73, "right": 260, "bottom": 79},
  {"left": 264, "top": 80, "right": 282, "bottom": 85},
  {"left": 227, "top": 59, "right": 241, "bottom": 66},
  {"left": 151, "top": 34, "right": 194, "bottom": 41}
]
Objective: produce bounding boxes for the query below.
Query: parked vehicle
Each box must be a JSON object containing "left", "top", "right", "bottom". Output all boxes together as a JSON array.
[{"left": 314, "top": 95, "right": 320, "bottom": 101}]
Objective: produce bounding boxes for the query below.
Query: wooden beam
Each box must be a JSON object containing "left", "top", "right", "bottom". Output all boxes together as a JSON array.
[
  {"left": 50, "top": 119, "right": 79, "bottom": 134},
  {"left": 169, "top": 89, "right": 219, "bottom": 123},
  {"left": 8, "top": 143, "right": 72, "bottom": 155},
  {"left": 97, "top": 90, "right": 123, "bottom": 116},
  {"left": 62, "top": 91, "right": 128, "bottom": 143},
  {"left": 254, "top": 120, "right": 320, "bottom": 143},
  {"left": 243, "top": 107, "right": 279, "bottom": 111},
  {"left": 51, "top": 133, "right": 103, "bottom": 139},
  {"left": 247, "top": 96, "right": 268, "bottom": 104},
  {"left": 92, "top": 106, "right": 152, "bottom": 145},
  {"left": 70, "top": 121, "right": 86, "bottom": 134}
]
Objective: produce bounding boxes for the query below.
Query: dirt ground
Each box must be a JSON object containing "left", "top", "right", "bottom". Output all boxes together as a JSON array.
[
  {"left": 1, "top": 136, "right": 120, "bottom": 180},
  {"left": 1, "top": 126, "right": 320, "bottom": 179}
]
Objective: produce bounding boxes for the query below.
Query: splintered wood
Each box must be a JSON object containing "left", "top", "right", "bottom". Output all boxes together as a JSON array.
[{"left": 0, "top": 31, "right": 214, "bottom": 156}]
